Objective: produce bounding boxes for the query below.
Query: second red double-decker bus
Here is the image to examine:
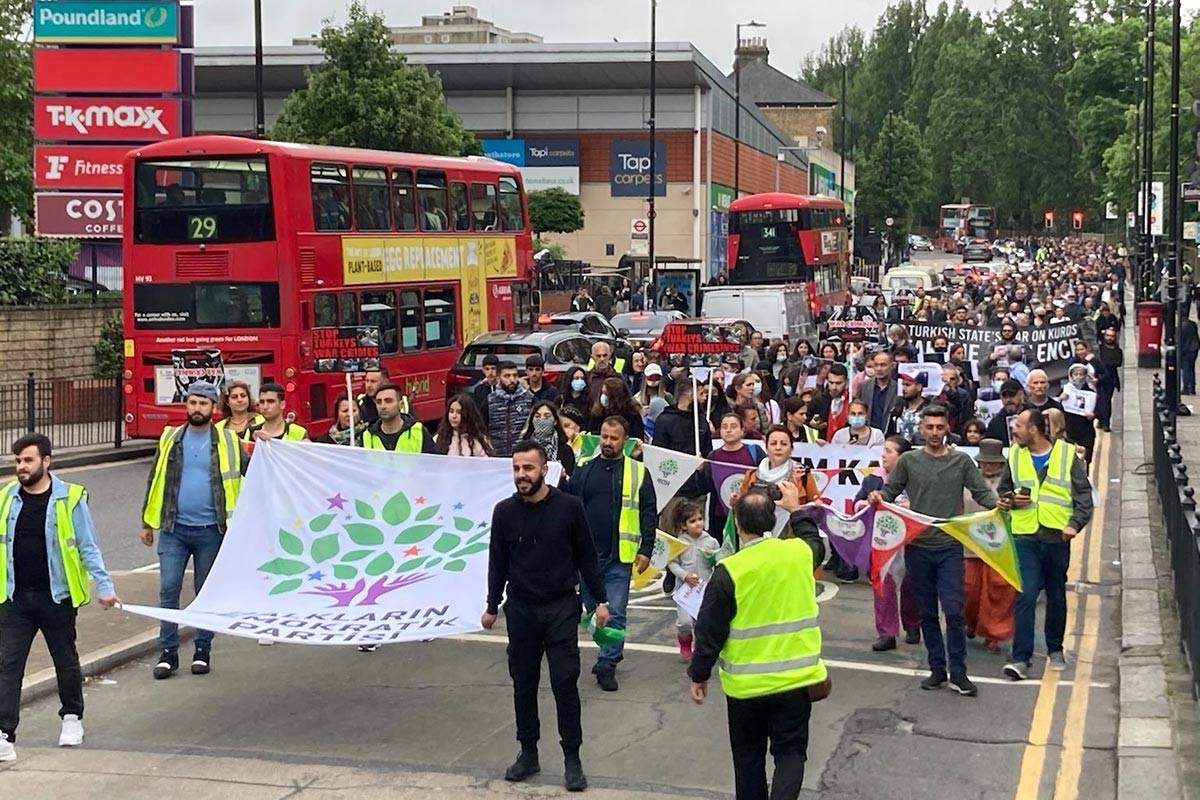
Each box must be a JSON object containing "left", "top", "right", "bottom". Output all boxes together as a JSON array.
[
  {"left": 122, "top": 135, "right": 535, "bottom": 439},
  {"left": 935, "top": 202, "right": 995, "bottom": 253},
  {"left": 726, "top": 193, "right": 852, "bottom": 313}
]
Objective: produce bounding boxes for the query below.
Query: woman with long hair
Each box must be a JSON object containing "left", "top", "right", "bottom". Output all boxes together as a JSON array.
[
  {"left": 216, "top": 380, "right": 262, "bottom": 439},
  {"left": 769, "top": 340, "right": 790, "bottom": 382},
  {"left": 589, "top": 376, "right": 645, "bottom": 440},
  {"left": 854, "top": 435, "right": 921, "bottom": 649},
  {"left": 434, "top": 393, "right": 494, "bottom": 457},
  {"left": 315, "top": 394, "right": 367, "bottom": 445},
  {"left": 963, "top": 418, "right": 986, "bottom": 446},
  {"left": 519, "top": 400, "right": 577, "bottom": 474},
  {"left": 729, "top": 371, "right": 774, "bottom": 429},
  {"left": 633, "top": 363, "right": 674, "bottom": 412},
  {"left": 560, "top": 365, "right": 593, "bottom": 429},
  {"left": 790, "top": 339, "right": 814, "bottom": 363},
  {"left": 819, "top": 342, "right": 842, "bottom": 363}
]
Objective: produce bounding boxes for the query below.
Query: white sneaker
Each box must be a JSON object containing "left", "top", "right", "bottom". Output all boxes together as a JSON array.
[
  {"left": 257, "top": 639, "right": 275, "bottom": 646},
  {"left": 58, "top": 715, "right": 83, "bottom": 747},
  {"left": 1003, "top": 662, "right": 1028, "bottom": 681},
  {"left": 0, "top": 732, "right": 14, "bottom": 761}
]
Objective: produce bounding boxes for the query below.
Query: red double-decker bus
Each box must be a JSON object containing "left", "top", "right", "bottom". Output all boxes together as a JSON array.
[
  {"left": 121, "top": 135, "right": 535, "bottom": 438},
  {"left": 726, "top": 193, "right": 851, "bottom": 312}
]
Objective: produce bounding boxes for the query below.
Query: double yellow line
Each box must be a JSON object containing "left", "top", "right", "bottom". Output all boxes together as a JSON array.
[{"left": 1014, "top": 430, "right": 1108, "bottom": 799}]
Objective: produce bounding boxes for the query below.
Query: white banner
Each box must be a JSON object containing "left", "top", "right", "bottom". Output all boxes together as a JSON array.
[
  {"left": 122, "top": 442, "right": 519, "bottom": 646},
  {"left": 642, "top": 444, "right": 705, "bottom": 513}
]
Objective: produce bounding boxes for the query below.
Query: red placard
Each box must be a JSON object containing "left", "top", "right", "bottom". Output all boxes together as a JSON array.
[
  {"left": 35, "top": 192, "right": 124, "bottom": 238},
  {"left": 34, "top": 49, "right": 181, "bottom": 94},
  {"left": 34, "top": 97, "right": 180, "bottom": 142},
  {"left": 34, "top": 145, "right": 129, "bottom": 190}
]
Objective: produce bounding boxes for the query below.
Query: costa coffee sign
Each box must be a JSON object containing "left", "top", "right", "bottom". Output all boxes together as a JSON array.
[
  {"left": 35, "top": 192, "right": 124, "bottom": 238},
  {"left": 34, "top": 97, "right": 180, "bottom": 142},
  {"left": 35, "top": 145, "right": 128, "bottom": 190},
  {"left": 34, "top": 49, "right": 181, "bottom": 94}
]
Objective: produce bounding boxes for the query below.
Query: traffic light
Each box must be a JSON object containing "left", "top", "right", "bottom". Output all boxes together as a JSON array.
[
  {"left": 1072, "top": 211, "right": 1084, "bottom": 230},
  {"left": 1044, "top": 210, "right": 1055, "bottom": 230}
]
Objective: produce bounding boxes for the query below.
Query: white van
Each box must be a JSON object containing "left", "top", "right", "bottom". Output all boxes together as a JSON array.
[
  {"left": 883, "top": 266, "right": 936, "bottom": 295},
  {"left": 699, "top": 285, "right": 817, "bottom": 343}
]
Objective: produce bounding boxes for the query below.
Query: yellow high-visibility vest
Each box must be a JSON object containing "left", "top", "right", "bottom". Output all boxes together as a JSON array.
[
  {"left": 361, "top": 423, "right": 426, "bottom": 453},
  {"left": 0, "top": 481, "right": 91, "bottom": 607},
  {"left": 616, "top": 457, "right": 646, "bottom": 563},
  {"left": 717, "top": 537, "right": 827, "bottom": 700},
  {"left": 143, "top": 426, "right": 243, "bottom": 530},
  {"left": 1007, "top": 439, "right": 1074, "bottom": 534}
]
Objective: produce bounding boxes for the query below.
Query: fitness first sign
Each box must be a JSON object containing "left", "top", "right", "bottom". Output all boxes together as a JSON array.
[{"left": 610, "top": 140, "right": 667, "bottom": 197}]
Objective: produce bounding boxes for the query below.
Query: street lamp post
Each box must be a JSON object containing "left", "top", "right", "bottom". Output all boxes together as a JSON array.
[
  {"left": 733, "top": 20, "right": 765, "bottom": 197},
  {"left": 254, "top": 0, "right": 265, "bottom": 138},
  {"left": 648, "top": 0, "right": 657, "bottom": 297},
  {"left": 1165, "top": 0, "right": 1183, "bottom": 416},
  {"left": 1141, "top": 0, "right": 1156, "bottom": 298}
]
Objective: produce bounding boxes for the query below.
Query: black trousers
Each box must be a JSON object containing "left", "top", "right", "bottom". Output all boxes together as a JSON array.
[
  {"left": 727, "top": 686, "right": 812, "bottom": 800},
  {"left": 0, "top": 589, "right": 83, "bottom": 742},
  {"left": 505, "top": 594, "right": 583, "bottom": 751}
]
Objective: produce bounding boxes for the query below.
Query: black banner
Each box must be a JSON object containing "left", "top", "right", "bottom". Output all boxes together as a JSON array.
[{"left": 903, "top": 321, "right": 1082, "bottom": 383}]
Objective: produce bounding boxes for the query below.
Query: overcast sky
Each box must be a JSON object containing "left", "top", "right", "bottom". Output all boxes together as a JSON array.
[{"left": 195, "top": 0, "right": 1016, "bottom": 77}]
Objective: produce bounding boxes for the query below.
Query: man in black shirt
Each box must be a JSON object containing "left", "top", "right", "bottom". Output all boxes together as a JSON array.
[
  {"left": 0, "top": 433, "right": 119, "bottom": 761},
  {"left": 484, "top": 440, "right": 607, "bottom": 793}
]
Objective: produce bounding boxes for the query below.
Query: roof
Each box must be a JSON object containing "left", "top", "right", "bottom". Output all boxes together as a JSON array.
[
  {"left": 729, "top": 60, "right": 836, "bottom": 108},
  {"left": 131, "top": 135, "right": 523, "bottom": 175},
  {"left": 729, "top": 192, "right": 845, "bottom": 212},
  {"left": 467, "top": 329, "right": 585, "bottom": 345}
]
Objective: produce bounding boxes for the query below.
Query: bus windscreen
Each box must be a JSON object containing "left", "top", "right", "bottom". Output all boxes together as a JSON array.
[{"left": 134, "top": 157, "right": 275, "bottom": 244}]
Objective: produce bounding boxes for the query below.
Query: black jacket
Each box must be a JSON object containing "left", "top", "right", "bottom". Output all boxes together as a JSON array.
[
  {"left": 651, "top": 404, "right": 713, "bottom": 457},
  {"left": 564, "top": 456, "right": 657, "bottom": 560}
]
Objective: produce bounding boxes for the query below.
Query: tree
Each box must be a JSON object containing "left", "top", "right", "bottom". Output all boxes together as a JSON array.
[
  {"left": 93, "top": 314, "right": 123, "bottom": 378},
  {"left": 273, "top": 2, "right": 479, "bottom": 156},
  {"left": 856, "top": 114, "right": 931, "bottom": 260},
  {"left": 527, "top": 188, "right": 585, "bottom": 237},
  {"left": 0, "top": 238, "right": 77, "bottom": 305},
  {"left": 0, "top": 0, "right": 32, "bottom": 224}
]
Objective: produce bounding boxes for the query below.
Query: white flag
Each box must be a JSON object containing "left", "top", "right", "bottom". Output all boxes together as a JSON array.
[
  {"left": 641, "top": 443, "right": 704, "bottom": 513},
  {"left": 122, "top": 441, "right": 520, "bottom": 646}
]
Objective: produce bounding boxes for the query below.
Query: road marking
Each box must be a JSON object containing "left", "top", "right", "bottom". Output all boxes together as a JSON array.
[
  {"left": 1053, "top": 432, "right": 1108, "bottom": 800},
  {"left": 53, "top": 456, "right": 153, "bottom": 476},
  {"left": 1013, "top": 429, "right": 1108, "bottom": 800},
  {"left": 446, "top": 633, "right": 1109, "bottom": 688},
  {"left": 130, "top": 562, "right": 161, "bottom": 574}
]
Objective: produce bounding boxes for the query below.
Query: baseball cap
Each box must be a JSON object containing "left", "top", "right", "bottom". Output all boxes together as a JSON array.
[
  {"left": 899, "top": 371, "right": 928, "bottom": 387},
  {"left": 644, "top": 363, "right": 663, "bottom": 378},
  {"left": 999, "top": 379, "right": 1024, "bottom": 395},
  {"left": 187, "top": 382, "right": 219, "bottom": 402}
]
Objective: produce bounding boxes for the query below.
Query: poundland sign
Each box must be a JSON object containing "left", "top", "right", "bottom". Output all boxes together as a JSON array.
[{"left": 34, "top": 1, "right": 179, "bottom": 44}]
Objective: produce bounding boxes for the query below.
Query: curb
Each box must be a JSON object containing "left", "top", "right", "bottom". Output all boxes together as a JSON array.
[
  {"left": 53, "top": 442, "right": 157, "bottom": 470},
  {"left": 19, "top": 627, "right": 194, "bottom": 707}
]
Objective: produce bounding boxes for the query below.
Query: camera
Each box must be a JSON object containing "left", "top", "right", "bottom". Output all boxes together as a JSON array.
[{"left": 747, "top": 480, "right": 783, "bottom": 502}]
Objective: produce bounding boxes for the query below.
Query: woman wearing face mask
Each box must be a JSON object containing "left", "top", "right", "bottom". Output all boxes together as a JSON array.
[
  {"left": 1059, "top": 362, "right": 1097, "bottom": 463},
  {"left": 830, "top": 399, "right": 885, "bottom": 446},
  {"left": 315, "top": 394, "right": 368, "bottom": 445},
  {"left": 634, "top": 362, "right": 674, "bottom": 412},
  {"left": 774, "top": 365, "right": 801, "bottom": 408},
  {"left": 560, "top": 365, "right": 593, "bottom": 429},
  {"left": 854, "top": 435, "right": 921, "bottom": 649},
  {"left": 729, "top": 371, "right": 774, "bottom": 430},
  {"left": 770, "top": 341, "right": 790, "bottom": 382},
  {"left": 434, "top": 393, "right": 494, "bottom": 456},
  {"left": 589, "top": 376, "right": 645, "bottom": 440},
  {"left": 519, "top": 400, "right": 576, "bottom": 474}
]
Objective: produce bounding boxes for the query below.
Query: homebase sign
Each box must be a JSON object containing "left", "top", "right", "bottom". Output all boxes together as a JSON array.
[
  {"left": 34, "top": 1, "right": 179, "bottom": 43},
  {"left": 611, "top": 141, "right": 667, "bottom": 197}
]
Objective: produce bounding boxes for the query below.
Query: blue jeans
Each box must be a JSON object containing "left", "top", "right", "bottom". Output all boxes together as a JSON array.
[
  {"left": 579, "top": 558, "right": 632, "bottom": 671},
  {"left": 157, "top": 524, "right": 223, "bottom": 651},
  {"left": 905, "top": 546, "right": 967, "bottom": 677},
  {"left": 1011, "top": 537, "right": 1071, "bottom": 665},
  {"left": 1183, "top": 351, "right": 1197, "bottom": 393}
]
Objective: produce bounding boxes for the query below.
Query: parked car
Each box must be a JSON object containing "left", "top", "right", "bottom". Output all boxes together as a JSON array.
[
  {"left": 446, "top": 330, "right": 594, "bottom": 396},
  {"left": 609, "top": 310, "right": 687, "bottom": 350},
  {"left": 533, "top": 311, "right": 632, "bottom": 361}
]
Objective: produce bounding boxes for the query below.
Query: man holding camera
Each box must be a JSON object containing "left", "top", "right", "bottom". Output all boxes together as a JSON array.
[
  {"left": 998, "top": 408, "right": 1093, "bottom": 680},
  {"left": 689, "top": 488, "right": 829, "bottom": 800}
]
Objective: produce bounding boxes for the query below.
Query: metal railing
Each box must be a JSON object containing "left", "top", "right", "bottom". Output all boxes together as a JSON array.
[
  {"left": 1150, "top": 373, "right": 1200, "bottom": 700},
  {"left": 0, "top": 373, "right": 124, "bottom": 451}
]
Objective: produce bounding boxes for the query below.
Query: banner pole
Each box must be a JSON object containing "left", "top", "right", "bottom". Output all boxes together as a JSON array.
[
  {"left": 692, "top": 373, "right": 700, "bottom": 455},
  {"left": 346, "top": 373, "right": 356, "bottom": 448}
]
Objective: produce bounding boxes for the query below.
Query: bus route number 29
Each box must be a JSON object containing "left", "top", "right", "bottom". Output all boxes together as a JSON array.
[{"left": 187, "top": 215, "right": 218, "bottom": 240}]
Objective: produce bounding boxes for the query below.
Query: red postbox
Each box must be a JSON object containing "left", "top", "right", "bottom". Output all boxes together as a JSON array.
[{"left": 1137, "top": 301, "right": 1164, "bottom": 368}]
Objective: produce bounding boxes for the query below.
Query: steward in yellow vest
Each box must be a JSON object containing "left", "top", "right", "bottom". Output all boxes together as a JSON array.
[
  {"left": 358, "top": 383, "right": 434, "bottom": 453},
  {"left": 0, "top": 433, "right": 120, "bottom": 756},
  {"left": 997, "top": 407, "right": 1094, "bottom": 681},
  {"left": 687, "top": 491, "right": 828, "bottom": 798},
  {"left": 141, "top": 422, "right": 245, "bottom": 536}
]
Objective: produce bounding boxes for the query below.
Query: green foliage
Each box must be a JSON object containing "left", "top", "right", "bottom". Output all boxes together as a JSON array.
[
  {"left": 528, "top": 188, "right": 586, "bottom": 236},
  {"left": 272, "top": 1, "right": 478, "bottom": 156},
  {"left": 0, "top": 0, "right": 32, "bottom": 224},
  {"left": 534, "top": 238, "right": 567, "bottom": 260},
  {"left": 0, "top": 237, "right": 75, "bottom": 305},
  {"left": 856, "top": 114, "right": 931, "bottom": 243},
  {"left": 800, "top": 0, "right": 1199, "bottom": 229},
  {"left": 93, "top": 313, "right": 123, "bottom": 379}
]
